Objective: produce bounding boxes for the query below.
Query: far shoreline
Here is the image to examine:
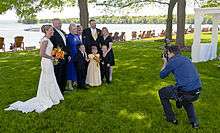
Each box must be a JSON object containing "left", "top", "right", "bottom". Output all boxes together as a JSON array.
[{"left": 13, "top": 14, "right": 214, "bottom": 25}]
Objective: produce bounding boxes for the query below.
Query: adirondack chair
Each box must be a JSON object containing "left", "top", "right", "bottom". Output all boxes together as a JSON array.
[
  {"left": 113, "top": 32, "right": 120, "bottom": 42},
  {"left": 140, "top": 31, "right": 146, "bottom": 39},
  {"left": 0, "top": 37, "right": 5, "bottom": 52},
  {"left": 10, "top": 36, "right": 25, "bottom": 51},
  {"left": 151, "top": 30, "right": 156, "bottom": 37},
  {"left": 131, "top": 31, "right": 137, "bottom": 40},
  {"left": 159, "top": 30, "right": 165, "bottom": 37},
  {"left": 144, "top": 31, "right": 152, "bottom": 38},
  {"left": 119, "top": 32, "right": 126, "bottom": 41},
  {"left": 189, "top": 28, "right": 194, "bottom": 33},
  {"left": 202, "top": 27, "right": 209, "bottom": 32},
  {"left": 185, "top": 29, "right": 189, "bottom": 34}
]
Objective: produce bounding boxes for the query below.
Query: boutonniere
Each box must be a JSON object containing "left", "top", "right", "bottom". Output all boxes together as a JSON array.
[{"left": 97, "top": 31, "right": 100, "bottom": 35}]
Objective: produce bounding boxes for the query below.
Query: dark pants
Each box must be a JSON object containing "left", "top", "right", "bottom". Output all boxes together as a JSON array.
[
  {"left": 77, "top": 68, "right": 87, "bottom": 88},
  {"left": 85, "top": 44, "right": 91, "bottom": 54},
  {"left": 54, "top": 63, "right": 67, "bottom": 94},
  {"left": 158, "top": 86, "right": 198, "bottom": 123},
  {"left": 101, "top": 65, "right": 110, "bottom": 83}
]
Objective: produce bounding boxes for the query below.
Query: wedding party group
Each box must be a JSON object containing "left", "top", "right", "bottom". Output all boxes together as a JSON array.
[{"left": 4, "top": 18, "right": 115, "bottom": 113}]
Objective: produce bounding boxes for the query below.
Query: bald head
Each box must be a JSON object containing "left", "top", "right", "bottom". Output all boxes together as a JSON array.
[{"left": 52, "top": 18, "right": 62, "bottom": 30}]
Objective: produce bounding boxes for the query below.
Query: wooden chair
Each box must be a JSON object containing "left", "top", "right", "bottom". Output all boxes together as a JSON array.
[
  {"left": 137, "top": 31, "right": 142, "bottom": 39},
  {"left": 185, "top": 29, "right": 188, "bottom": 34},
  {"left": 202, "top": 27, "right": 209, "bottom": 32},
  {"left": 188, "top": 28, "right": 194, "bottom": 33},
  {"left": 151, "top": 30, "right": 156, "bottom": 37},
  {"left": 140, "top": 31, "right": 146, "bottom": 39},
  {"left": 10, "top": 36, "right": 25, "bottom": 51},
  {"left": 0, "top": 37, "right": 6, "bottom": 52},
  {"left": 113, "top": 32, "right": 120, "bottom": 42},
  {"left": 144, "top": 31, "right": 152, "bottom": 38},
  {"left": 131, "top": 31, "right": 137, "bottom": 40},
  {"left": 159, "top": 30, "right": 165, "bottom": 37},
  {"left": 119, "top": 32, "right": 126, "bottom": 41}
]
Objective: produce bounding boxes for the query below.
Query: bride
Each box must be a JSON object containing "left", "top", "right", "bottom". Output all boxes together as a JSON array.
[{"left": 5, "top": 25, "right": 64, "bottom": 113}]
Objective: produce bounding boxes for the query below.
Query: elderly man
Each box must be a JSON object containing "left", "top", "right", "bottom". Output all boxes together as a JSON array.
[{"left": 50, "top": 18, "right": 70, "bottom": 94}]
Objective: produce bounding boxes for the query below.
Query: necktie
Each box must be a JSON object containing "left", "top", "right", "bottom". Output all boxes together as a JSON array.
[{"left": 92, "top": 29, "right": 97, "bottom": 40}]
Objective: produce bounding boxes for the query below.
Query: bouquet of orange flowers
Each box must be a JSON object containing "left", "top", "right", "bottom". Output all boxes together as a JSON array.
[
  {"left": 51, "top": 47, "right": 65, "bottom": 65},
  {"left": 93, "top": 54, "right": 100, "bottom": 67}
]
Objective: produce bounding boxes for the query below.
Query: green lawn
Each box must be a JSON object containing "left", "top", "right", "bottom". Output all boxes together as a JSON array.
[{"left": 0, "top": 37, "right": 220, "bottom": 132}]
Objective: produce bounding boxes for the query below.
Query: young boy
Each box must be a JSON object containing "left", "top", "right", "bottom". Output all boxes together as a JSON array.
[
  {"left": 76, "top": 44, "right": 88, "bottom": 89},
  {"left": 100, "top": 45, "right": 113, "bottom": 83}
]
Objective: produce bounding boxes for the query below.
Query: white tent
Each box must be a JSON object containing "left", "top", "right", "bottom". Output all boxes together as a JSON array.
[{"left": 191, "top": 8, "right": 220, "bottom": 62}]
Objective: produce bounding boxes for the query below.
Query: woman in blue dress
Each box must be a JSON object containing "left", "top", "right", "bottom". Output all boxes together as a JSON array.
[{"left": 66, "top": 23, "right": 81, "bottom": 90}]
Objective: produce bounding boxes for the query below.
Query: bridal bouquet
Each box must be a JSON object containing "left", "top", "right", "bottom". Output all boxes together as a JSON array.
[{"left": 51, "top": 48, "right": 65, "bottom": 65}]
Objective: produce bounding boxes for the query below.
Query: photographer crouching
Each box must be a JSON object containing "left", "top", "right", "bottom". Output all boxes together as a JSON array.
[{"left": 158, "top": 45, "right": 201, "bottom": 129}]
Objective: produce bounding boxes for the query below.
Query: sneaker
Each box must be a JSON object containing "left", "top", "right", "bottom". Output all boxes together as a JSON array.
[
  {"left": 191, "top": 122, "right": 199, "bottom": 129},
  {"left": 167, "top": 119, "right": 178, "bottom": 125}
]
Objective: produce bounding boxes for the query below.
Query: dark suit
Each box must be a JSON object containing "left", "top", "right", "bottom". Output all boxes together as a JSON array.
[
  {"left": 50, "top": 28, "right": 70, "bottom": 93},
  {"left": 76, "top": 51, "right": 87, "bottom": 88},
  {"left": 82, "top": 28, "right": 102, "bottom": 54},
  {"left": 100, "top": 52, "right": 113, "bottom": 83}
]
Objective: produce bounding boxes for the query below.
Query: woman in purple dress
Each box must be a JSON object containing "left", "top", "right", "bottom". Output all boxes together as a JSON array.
[{"left": 66, "top": 23, "right": 81, "bottom": 90}]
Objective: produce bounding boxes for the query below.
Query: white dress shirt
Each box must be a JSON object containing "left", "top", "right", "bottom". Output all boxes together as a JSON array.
[
  {"left": 55, "top": 28, "right": 66, "bottom": 45},
  {"left": 91, "top": 28, "right": 97, "bottom": 40},
  {"left": 91, "top": 28, "right": 97, "bottom": 34}
]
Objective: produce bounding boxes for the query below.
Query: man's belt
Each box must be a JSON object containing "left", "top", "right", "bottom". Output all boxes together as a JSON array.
[{"left": 177, "top": 87, "right": 201, "bottom": 96}]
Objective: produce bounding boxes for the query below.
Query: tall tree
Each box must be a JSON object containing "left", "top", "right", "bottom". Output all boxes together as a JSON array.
[
  {"left": 0, "top": 0, "right": 14, "bottom": 14},
  {"left": 166, "top": 0, "right": 177, "bottom": 40},
  {"left": 0, "top": 0, "right": 91, "bottom": 26},
  {"left": 176, "top": 0, "right": 186, "bottom": 46},
  {"left": 78, "top": 0, "right": 89, "bottom": 28}
]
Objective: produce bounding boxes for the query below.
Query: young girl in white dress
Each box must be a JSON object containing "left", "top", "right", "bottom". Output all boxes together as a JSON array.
[
  {"left": 86, "top": 46, "right": 102, "bottom": 86},
  {"left": 5, "top": 25, "right": 64, "bottom": 113}
]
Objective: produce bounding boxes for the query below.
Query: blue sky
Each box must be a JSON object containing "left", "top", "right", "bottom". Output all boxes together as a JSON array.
[{"left": 0, "top": 1, "right": 198, "bottom": 20}]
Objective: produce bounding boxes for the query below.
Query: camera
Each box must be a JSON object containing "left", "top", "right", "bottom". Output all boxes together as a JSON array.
[
  {"left": 161, "top": 49, "right": 169, "bottom": 60},
  {"left": 161, "top": 38, "right": 170, "bottom": 61}
]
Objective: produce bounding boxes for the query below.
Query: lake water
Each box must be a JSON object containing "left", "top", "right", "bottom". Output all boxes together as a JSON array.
[{"left": 0, "top": 20, "right": 212, "bottom": 51}]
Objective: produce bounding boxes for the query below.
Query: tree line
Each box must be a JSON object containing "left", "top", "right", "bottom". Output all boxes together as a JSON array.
[
  {"left": 19, "top": 15, "right": 214, "bottom": 24},
  {"left": 2, "top": 0, "right": 219, "bottom": 46}
]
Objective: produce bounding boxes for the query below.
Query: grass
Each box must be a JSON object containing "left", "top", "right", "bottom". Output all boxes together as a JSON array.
[
  {"left": 144, "top": 32, "right": 220, "bottom": 46},
  {"left": 0, "top": 34, "right": 220, "bottom": 132}
]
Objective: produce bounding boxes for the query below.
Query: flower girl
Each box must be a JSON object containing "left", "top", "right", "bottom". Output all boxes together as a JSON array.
[{"left": 86, "top": 46, "right": 102, "bottom": 86}]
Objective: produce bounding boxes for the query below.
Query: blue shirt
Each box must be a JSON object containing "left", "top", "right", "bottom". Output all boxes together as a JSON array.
[{"left": 160, "top": 54, "right": 201, "bottom": 91}]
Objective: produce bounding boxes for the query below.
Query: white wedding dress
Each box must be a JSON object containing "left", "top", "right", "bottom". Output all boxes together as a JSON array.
[{"left": 5, "top": 37, "right": 64, "bottom": 113}]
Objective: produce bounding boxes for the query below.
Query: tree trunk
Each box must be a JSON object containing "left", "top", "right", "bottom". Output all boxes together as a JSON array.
[
  {"left": 165, "top": 0, "right": 178, "bottom": 40},
  {"left": 176, "top": 0, "right": 186, "bottom": 46},
  {"left": 78, "top": 0, "right": 89, "bottom": 29}
]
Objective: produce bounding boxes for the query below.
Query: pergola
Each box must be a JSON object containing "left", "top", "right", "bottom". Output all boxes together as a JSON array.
[{"left": 191, "top": 8, "right": 220, "bottom": 62}]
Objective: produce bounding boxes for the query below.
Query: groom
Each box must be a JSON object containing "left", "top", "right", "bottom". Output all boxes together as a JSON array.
[
  {"left": 50, "top": 18, "right": 70, "bottom": 94},
  {"left": 82, "top": 19, "right": 102, "bottom": 54}
]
